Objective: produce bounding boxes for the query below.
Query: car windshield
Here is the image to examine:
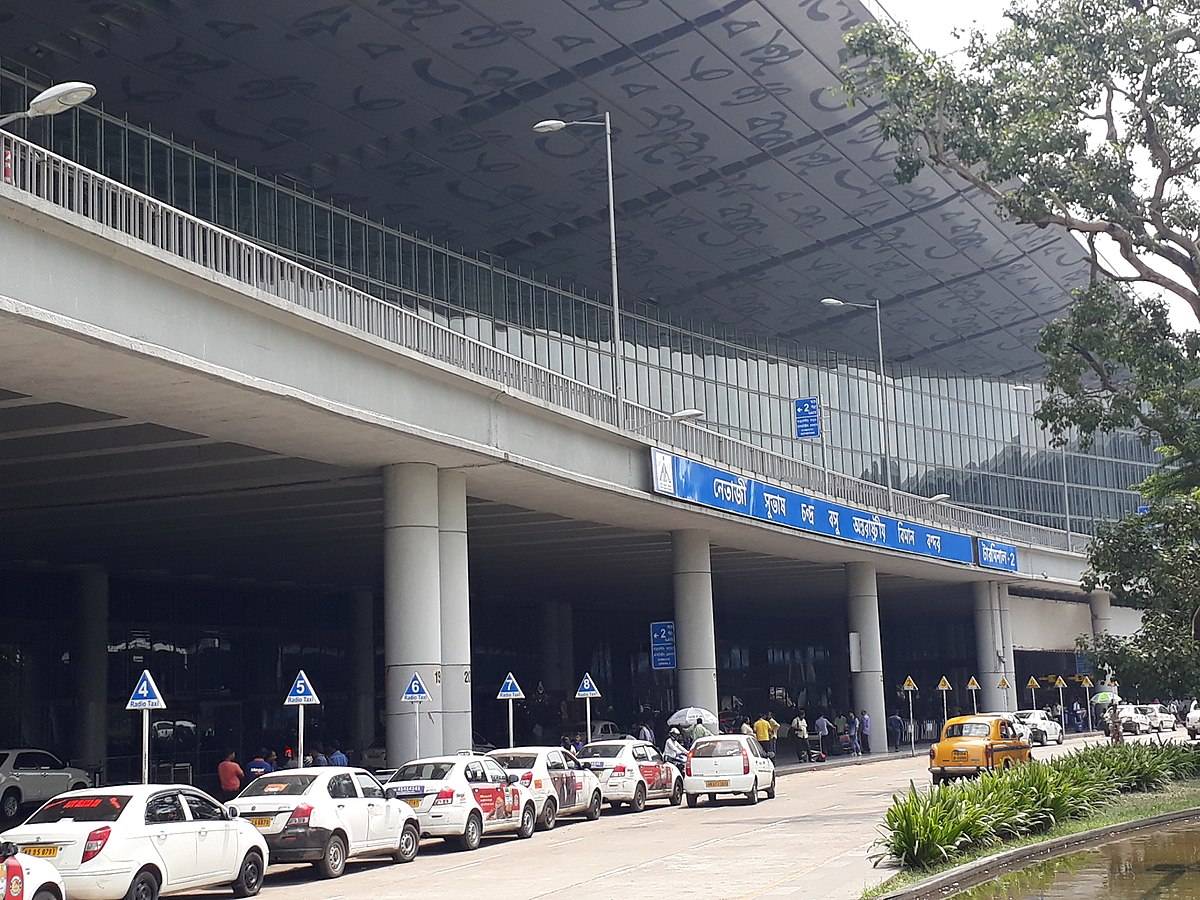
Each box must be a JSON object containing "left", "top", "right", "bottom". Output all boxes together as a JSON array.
[
  {"left": 691, "top": 740, "right": 744, "bottom": 758},
  {"left": 389, "top": 762, "right": 454, "bottom": 782},
  {"left": 577, "top": 745, "right": 624, "bottom": 759},
  {"left": 1013, "top": 712, "right": 1033, "bottom": 721},
  {"left": 28, "top": 795, "right": 131, "bottom": 823},
  {"left": 238, "top": 774, "right": 316, "bottom": 797},
  {"left": 489, "top": 753, "right": 537, "bottom": 769},
  {"left": 945, "top": 723, "right": 991, "bottom": 738},
  {"left": 1135, "top": 706, "right": 1152, "bottom": 714}
]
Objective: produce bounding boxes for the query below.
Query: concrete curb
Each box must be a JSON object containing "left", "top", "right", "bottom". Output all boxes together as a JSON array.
[{"left": 875, "top": 806, "right": 1200, "bottom": 899}]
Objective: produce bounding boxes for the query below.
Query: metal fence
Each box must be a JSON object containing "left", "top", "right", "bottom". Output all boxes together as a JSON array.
[{"left": 0, "top": 131, "right": 1079, "bottom": 554}]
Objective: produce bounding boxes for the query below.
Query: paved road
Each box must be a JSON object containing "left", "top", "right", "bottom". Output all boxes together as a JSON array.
[{"left": 174, "top": 731, "right": 1169, "bottom": 900}]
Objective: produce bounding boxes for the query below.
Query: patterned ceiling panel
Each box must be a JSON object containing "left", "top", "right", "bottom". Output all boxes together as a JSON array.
[{"left": 0, "top": 0, "right": 1091, "bottom": 375}]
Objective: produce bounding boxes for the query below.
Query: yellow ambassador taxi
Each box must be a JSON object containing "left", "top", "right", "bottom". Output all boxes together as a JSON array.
[{"left": 929, "top": 714, "right": 1032, "bottom": 784}]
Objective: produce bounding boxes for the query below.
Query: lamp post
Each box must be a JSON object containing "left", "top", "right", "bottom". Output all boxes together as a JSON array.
[
  {"left": 630, "top": 407, "right": 704, "bottom": 435},
  {"left": 533, "top": 113, "right": 625, "bottom": 427},
  {"left": 820, "top": 296, "right": 894, "bottom": 510},
  {"left": 0, "top": 81, "right": 96, "bottom": 128}
]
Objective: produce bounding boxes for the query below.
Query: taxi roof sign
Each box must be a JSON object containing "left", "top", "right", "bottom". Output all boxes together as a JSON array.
[
  {"left": 402, "top": 672, "right": 431, "bottom": 703},
  {"left": 902, "top": 675, "right": 918, "bottom": 691},
  {"left": 575, "top": 672, "right": 601, "bottom": 699},
  {"left": 1081, "top": 675, "right": 1094, "bottom": 687},
  {"left": 285, "top": 669, "right": 320, "bottom": 706},
  {"left": 1026, "top": 676, "right": 1040, "bottom": 689},
  {"left": 936, "top": 676, "right": 952, "bottom": 691},
  {"left": 497, "top": 672, "right": 525, "bottom": 700},
  {"left": 997, "top": 676, "right": 1011, "bottom": 689},
  {"left": 126, "top": 669, "right": 166, "bottom": 710},
  {"left": 966, "top": 676, "right": 981, "bottom": 690},
  {"left": 1053, "top": 675, "right": 1067, "bottom": 688}
]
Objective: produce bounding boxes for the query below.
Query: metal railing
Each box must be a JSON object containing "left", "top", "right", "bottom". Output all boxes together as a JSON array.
[{"left": 0, "top": 131, "right": 1080, "bottom": 556}]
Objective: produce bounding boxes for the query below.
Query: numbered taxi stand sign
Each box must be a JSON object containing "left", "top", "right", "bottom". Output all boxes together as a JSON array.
[
  {"left": 126, "top": 670, "right": 166, "bottom": 785},
  {"left": 1053, "top": 675, "right": 1068, "bottom": 732},
  {"left": 966, "top": 676, "right": 981, "bottom": 715},
  {"left": 497, "top": 672, "right": 525, "bottom": 748},
  {"left": 937, "top": 676, "right": 952, "bottom": 727},
  {"left": 402, "top": 672, "right": 432, "bottom": 756},
  {"left": 902, "top": 676, "right": 918, "bottom": 757},
  {"left": 284, "top": 669, "right": 320, "bottom": 768},
  {"left": 575, "top": 672, "right": 602, "bottom": 741},
  {"left": 1027, "top": 675, "right": 1040, "bottom": 710},
  {"left": 1081, "top": 675, "right": 1095, "bottom": 732}
]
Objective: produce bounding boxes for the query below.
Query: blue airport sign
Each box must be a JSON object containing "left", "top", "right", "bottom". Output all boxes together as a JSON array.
[
  {"left": 977, "top": 539, "right": 1019, "bottom": 572},
  {"left": 649, "top": 450, "right": 975, "bottom": 564},
  {"left": 794, "top": 397, "right": 821, "bottom": 439},
  {"left": 650, "top": 621, "right": 676, "bottom": 670}
]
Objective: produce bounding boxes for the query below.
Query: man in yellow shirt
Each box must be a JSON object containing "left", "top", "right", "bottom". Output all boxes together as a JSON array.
[{"left": 753, "top": 713, "right": 772, "bottom": 744}]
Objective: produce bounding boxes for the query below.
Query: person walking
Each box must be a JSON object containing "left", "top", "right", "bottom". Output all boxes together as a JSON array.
[
  {"left": 814, "top": 711, "right": 834, "bottom": 757},
  {"left": 859, "top": 709, "right": 872, "bottom": 754},
  {"left": 887, "top": 710, "right": 904, "bottom": 752},
  {"left": 692, "top": 716, "right": 712, "bottom": 740},
  {"left": 328, "top": 741, "right": 348, "bottom": 767},
  {"left": 846, "top": 710, "right": 861, "bottom": 757},
  {"left": 217, "top": 750, "right": 243, "bottom": 802},
  {"left": 245, "top": 749, "right": 272, "bottom": 780},
  {"left": 753, "top": 713, "right": 772, "bottom": 750},
  {"left": 791, "top": 710, "right": 809, "bottom": 761}
]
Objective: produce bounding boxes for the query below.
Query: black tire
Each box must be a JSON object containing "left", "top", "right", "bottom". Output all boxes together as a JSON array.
[
  {"left": 685, "top": 792, "right": 699, "bottom": 808},
  {"left": 31, "top": 891, "right": 58, "bottom": 900},
  {"left": 124, "top": 870, "right": 160, "bottom": 900},
  {"left": 70, "top": 782, "right": 90, "bottom": 792},
  {"left": 516, "top": 803, "right": 536, "bottom": 839},
  {"left": 232, "top": 850, "right": 264, "bottom": 897},
  {"left": 1056, "top": 732, "right": 1064, "bottom": 745},
  {"left": 766, "top": 776, "right": 776, "bottom": 800},
  {"left": 458, "top": 812, "right": 482, "bottom": 851},
  {"left": 747, "top": 778, "right": 760, "bottom": 805},
  {"left": 931, "top": 772, "right": 943, "bottom": 785},
  {"left": 394, "top": 821, "right": 419, "bottom": 863},
  {"left": 317, "top": 834, "right": 347, "bottom": 878},
  {"left": 539, "top": 798, "right": 557, "bottom": 831},
  {"left": 630, "top": 783, "right": 647, "bottom": 813},
  {"left": 1, "top": 789, "right": 20, "bottom": 820},
  {"left": 584, "top": 790, "right": 602, "bottom": 821},
  {"left": 708, "top": 793, "right": 717, "bottom": 802},
  {"left": 669, "top": 779, "right": 683, "bottom": 806}
]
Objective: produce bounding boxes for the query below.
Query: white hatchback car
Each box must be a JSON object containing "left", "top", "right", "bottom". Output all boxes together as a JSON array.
[
  {"left": 228, "top": 767, "right": 419, "bottom": 878},
  {"left": 0, "top": 842, "right": 66, "bottom": 900},
  {"left": 1139, "top": 704, "right": 1177, "bottom": 731},
  {"left": 487, "top": 747, "right": 603, "bottom": 828},
  {"left": 0, "top": 750, "right": 92, "bottom": 821},
  {"left": 1012, "top": 710, "right": 1065, "bottom": 746},
  {"left": 682, "top": 734, "right": 776, "bottom": 806},
  {"left": 575, "top": 740, "right": 683, "bottom": 811},
  {"left": 384, "top": 754, "right": 537, "bottom": 851},
  {"left": 2, "top": 783, "right": 267, "bottom": 900},
  {"left": 1117, "top": 704, "right": 1152, "bottom": 734}
]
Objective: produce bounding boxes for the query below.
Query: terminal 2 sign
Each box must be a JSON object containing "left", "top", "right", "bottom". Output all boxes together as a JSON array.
[{"left": 650, "top": 450, "right": 1018, "bottom": 571}]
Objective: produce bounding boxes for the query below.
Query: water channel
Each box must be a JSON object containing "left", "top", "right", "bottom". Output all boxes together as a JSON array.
[{"left": 953, "top": 820, "right": 1200, "bottom": 898}]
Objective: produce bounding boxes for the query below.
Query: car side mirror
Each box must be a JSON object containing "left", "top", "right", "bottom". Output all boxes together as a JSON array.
[
  {"left": 506, "top": 773, "right": 520, "bottom": 785},
  {"left": 580, "top": 761, "right": 592, "bottom": 770},
  {"left": 0, "top": 842, "right": 15, "bottom": 861},
  {"left": 227, "top": 807, "right": 239, "bottom": 818},
  {"left": 384, "top": 787, "right": 398, "bottom": 800}
]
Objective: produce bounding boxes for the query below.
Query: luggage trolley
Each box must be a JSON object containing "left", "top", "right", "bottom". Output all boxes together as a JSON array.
[{"left": 805, "top": 733, "right": 826, "bottom": 762}]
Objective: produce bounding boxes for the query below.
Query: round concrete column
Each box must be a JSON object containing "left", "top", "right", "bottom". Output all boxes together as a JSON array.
[
  {"left": 845, "top": 562, "right": 886, "bottom": 752},
  {"left": 350, "top": 588, "right": 375, "bottom": 757},
  {"left": 672, "top": 530, "right": 718, "bottom": 714},
  {"left": 75, "top": 567, "right": 108, "bottom": 771},
  {"left": 438, "top": 470, "right": 473, "bottom": 755},
  {"left": 1089, "top": 589, "right": 1112, "bottom": 637},
  {"left": 973, "top": 581, "right": 1006, "bottom": 713},
  {"left": 383, "top": 463, "right": 442, "bottom": 765}
]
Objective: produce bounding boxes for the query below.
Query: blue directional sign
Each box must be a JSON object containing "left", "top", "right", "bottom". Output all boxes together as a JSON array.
[
  {"left": 1138, "top": 505, "right": 1150, "bottom": 514},
  {"left": 651, "top": 621, "right": 676, "bottom": 670},
  {"left": 126, "top": 670, "right": 166, "bottom": 711},
  {"left": 575, "top": 672, "right": 602, "bottom": 699},
  {"left": 402, "top": 672, "right": 431, "bottom": 703},
  {"left": 794, "top": 397, "right": 821, "bottom": 439},
  {"left": 284, "top": 669, "right": 321, "bottom": 706},
  {"left": 977, "top": 539, "right": 1019, "bottom": 572},
  {"left": 497, "top": 672, "right": 525, "bottom": 700}
]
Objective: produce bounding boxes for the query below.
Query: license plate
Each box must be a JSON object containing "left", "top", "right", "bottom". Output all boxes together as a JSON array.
[
  {"left": 953, "top": 749, "right": 968, "bottom": 758},
  {"left": 705, "top": 779, "right": 730, "bottom": 788},
  {"left": 22, "top": 846, "right": 57, "bottom": 858},
  {"left": 404, "top": 798, "right": 421, "bottom": 808},
  {"left": 248, "top": 817, "right": 273, "bottom": 828}
]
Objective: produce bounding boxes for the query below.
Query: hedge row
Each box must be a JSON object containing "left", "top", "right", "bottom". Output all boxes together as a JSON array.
[{"left": 875, "top": 742, "right": 1200, "bottom": 869}]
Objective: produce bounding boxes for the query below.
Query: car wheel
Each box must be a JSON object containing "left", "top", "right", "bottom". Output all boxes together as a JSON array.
[
  {"left": 931, "top": 772, "right": 943, "bottom": 785},
  {"left": 394, "top": 821, "right": 419, "bottom": 864},
  {"left": 747, "top": 778, "right": 760, "bottom": 805},
  {"left": 585, "top": 790, "right": 602, "bottom": 821},
  {"left": 70, "top": 782, "right": 90, "bottom": 792},
  {"left": 458, "top": 811, "right": 483, "bottom": 851},
  {"left": 123, "top": 870, "right": 160, "bottom": 900},
  {"left": 630, "top": 783, "right": 647, "bottom": 813},
  {"left": 539, "top": 798, "right": 557, "bottom": 831},
  {"left": 517, "top": 803, "right": 536, "bottom": 839},
  {"left": 1056, "top": 731, "right": 1064, "bottom": 745},
  {"left": 232, "top": 849, "right": 264, "bottom": 897},
  {"left": 1, "top": 789, "right": 20, "bottom": 820},
  {"left": 766, "top": 776, "right": 776, "bottom": 800},
  {"left": 1038, "top": 731, "right": 1047, "bottom": 747},
  {"left": 317, "top": 834, "right": 347, "bottom": 878},
  {"left": 685, "top": 793, "right": 699, "bottom": 808},
  {"left": 669, "top": 779, "right": 683, "bottom": 806},
  {"left": 31, "top": 891, "right": 59, "bottom": 900}
]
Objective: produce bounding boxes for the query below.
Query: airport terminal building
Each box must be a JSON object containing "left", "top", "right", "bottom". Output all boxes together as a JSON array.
[{"left": 0, "top": 0, "right": 1147, "bottom": 782}]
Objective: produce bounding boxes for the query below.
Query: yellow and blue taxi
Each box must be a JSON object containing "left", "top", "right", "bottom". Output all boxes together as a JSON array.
[{"left": 928, "top": 714, "right": 1032, "bottom": 784}]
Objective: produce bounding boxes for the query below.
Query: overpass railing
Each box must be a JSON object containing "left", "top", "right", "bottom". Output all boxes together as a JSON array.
[{"left": 0, "top": 131, "right": 1079, "bottom": 555}]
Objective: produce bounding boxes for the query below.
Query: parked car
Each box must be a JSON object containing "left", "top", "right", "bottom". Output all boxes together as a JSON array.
[
  {"left": 1187, "top": 702, "right": 1200, "bottom": 740},
  {"left": 1012, "top": 709, "right": 1064, "bottom": 746},
  {"left": 384, "top": 754, "right": 536, "bottom": 850},
  {"left": 0, "top": 749, "right": 92, "bottom": 820},
  {"left": 0, "top": 840, "right": 66, "bottom": 900},
  {"left": 575, "top": 740, "right": 683, "bottom": 811},
  {"left": 1139, "top": 704, "right": 1177, "bottom": 731},
  {"left": 681, "top": 734, "right": 776, "bottom": 807},
  {"left": 228, "top": 767, "right": 419, "bottom": 878},
  {"left": 2, "top": 783, "right": 267, "bottom": 900},
  {"left": 568, "top": 721, "right": 627, "bottom": 742},
  {"left": 487, "top": 746, "right": 603, "bottom": 828},
  {"left": 928, "top": 714, "right": 1032, "bottom": 784},
  {"left": 1117, "top": 704, "right": 1151, "bottom": 734}
]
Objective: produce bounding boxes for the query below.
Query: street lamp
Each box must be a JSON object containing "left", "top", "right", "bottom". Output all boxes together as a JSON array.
[
  {"left": 928, "top": 493, "right": 951, "bottom": 503},
  {"left": 630, "top": 407, "right": 704, "bottom": 434},
  {"left": 533, "top": 114, "right": 625, "bottom": 426},
  {"left": 820, "top": 296, "right": 894, "bottom": 509},
  {"left": 0, "top": 82, "right": 96, "bottom": 127}
]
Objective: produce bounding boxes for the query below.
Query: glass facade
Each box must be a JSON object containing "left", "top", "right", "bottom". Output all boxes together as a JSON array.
[{"left": 0, "top": 66, "right": 1157, "bottom": 535}]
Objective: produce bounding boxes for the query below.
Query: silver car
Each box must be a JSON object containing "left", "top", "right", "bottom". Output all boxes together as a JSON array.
[{"left": 0, "top": 749, "right": 92, "bottom": 820}]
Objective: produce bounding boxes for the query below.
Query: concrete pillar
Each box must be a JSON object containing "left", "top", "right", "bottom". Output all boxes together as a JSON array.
[
  {"left": 539, "top": 602, "right": 563, "bottom": 692},
  {"left": 998, "top": 584, "right": 1017, "bottom": 710},
  {"left": 75, "top": 567, "right": 108, "bottom": 769},
  {"left": 672, "top": 530, "right": 718, "bottom": 714},
  {"left": 973, "top": 581, "right": 1006, "bottom": 714},
  {"left": 559, "top": 604, "right": 575, "bottom": 690},
  {"left": 845, "top": 562, "right": 886, "bottom": 753},
  {"left": 383, "top": 463, "right": 442, "bottom": 765},
  {"left": 350, "top": 588, "right": 375, "bottom": 757},
  {"left": 439, "top": 470, "right": 473, "bottom": 754},
  {"left": 1089, "top": 589, "right": 1112, "bottom": 637}
]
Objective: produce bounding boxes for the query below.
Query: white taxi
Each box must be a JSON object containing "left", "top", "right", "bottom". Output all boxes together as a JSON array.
[
  {"left": 0, "top": 841, "right": 65, "bottom": 900},
  {"left": 228, "top": 767, "right": 419, "bottom": 878},
  {"left": 682, "top": 734, "right": 776, "bottom": 806},
  {"left": 2, "top": 783, "right": 267, "bottom": 900},
  {"left": 1012, "top": 710, "right": 1065, "bottom": 746},
  {"left": 384, "top": 754, "right": 537, "bottom": 851},
  {"left": 487, "top": 747, "right": 603, "bottom": 829},
  {"left": 576, "top": 740, "right": 683, "bottom": 812}
]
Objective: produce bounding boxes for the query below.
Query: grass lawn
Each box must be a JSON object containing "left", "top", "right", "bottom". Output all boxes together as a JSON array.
[{"left": 861, "top": 779, "right": 1200, "bottom": 898}]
